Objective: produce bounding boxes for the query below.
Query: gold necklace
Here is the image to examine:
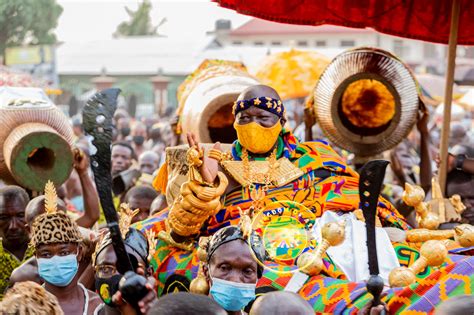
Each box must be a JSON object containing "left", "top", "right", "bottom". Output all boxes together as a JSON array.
[{"left": 241, "top": 148, "right": 278, "bottom": 212}]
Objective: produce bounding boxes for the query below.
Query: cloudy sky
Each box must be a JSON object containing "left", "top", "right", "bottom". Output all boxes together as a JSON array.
[{"left": 56, "top": 0, "right": 250, "bottom": 42}]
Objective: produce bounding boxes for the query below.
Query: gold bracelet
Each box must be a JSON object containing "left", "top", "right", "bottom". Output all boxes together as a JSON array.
[
  {"left": 180, "top": 198, "right": 210, "bottom": 217},
  {"left": 180, "top": 182, "right": 193, "bottom": 197},
  {"left": 185, "top": 172, "right": 228, "bottom": 202},
  {"left": 157, "top": 230, "right": 194, "bottom": 251},
  {"left": 208, "top": 149, "right": 223, "bottom": 161},
  {"left": 169, "top": 210, "right": 203, "bottom": 228},
  {"left": 174, "top": 207, "right": 205, "bottom": 224},
  {"left": 188, "top": 181, "right": 216, "bottom": 201},
  {"left": 214, "top": 172, "right": 229, "bottom": 197},
  {"left": 169, "top": 216, "right": 202, "bottom": 236},
  {"left": 185, "top": 192, "right": 220, "bottom": 211},
  {"left": 169, "top": 211, "right": 202, "bottom": 230}
]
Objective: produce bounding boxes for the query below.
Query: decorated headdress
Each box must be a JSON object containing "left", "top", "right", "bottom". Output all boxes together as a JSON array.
[
  {"left": 232, "top": 96, "right": 285, "bottom": 119},
  {"left": 93, "top": 203, "right": 156, "bottom": 268},
  {"left": 30, "top": 181, "right": 82, "bottom": 248}
]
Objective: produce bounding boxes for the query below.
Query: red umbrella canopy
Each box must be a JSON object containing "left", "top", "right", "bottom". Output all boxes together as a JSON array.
[{"left": 215, "top": 0, "right": 474, "bottom": 45}]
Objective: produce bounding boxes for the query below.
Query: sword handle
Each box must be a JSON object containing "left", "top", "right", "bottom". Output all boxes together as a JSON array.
[{"left": 367, "top": 274, "right": 384, "bottom": 307}]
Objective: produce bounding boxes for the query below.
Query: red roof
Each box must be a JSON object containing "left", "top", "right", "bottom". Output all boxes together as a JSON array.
[{"left": 231, "top": 18, "right": 373, "bottom": 36}]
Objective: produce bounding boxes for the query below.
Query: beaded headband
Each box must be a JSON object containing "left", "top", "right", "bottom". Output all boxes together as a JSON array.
[{"left": 232, "top": 97, "right": 285, "bottom": 118}]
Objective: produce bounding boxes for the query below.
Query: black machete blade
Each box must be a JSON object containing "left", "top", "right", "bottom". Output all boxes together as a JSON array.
[
  {"left": 358, "top": 159, "right": 389, "bottom": 307},
  {"left": 82, "top": 88, "right": 133, "bottom": 274}
]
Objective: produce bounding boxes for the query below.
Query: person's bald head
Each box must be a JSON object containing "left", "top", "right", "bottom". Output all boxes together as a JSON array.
[
  {"left": 235, "top": 85, "right": 286, "bottom": 128},
  {"left": 449, "top": 122, "right": 468, "bottom": 147},
  {"left": 138, "top": 151, "right": 160, "bottom": 175},
  {"left": 237, "top": 85, "right": 281, "bottom": 102},
  {"left": 250, "top": 291, "right": 313, "bottom": 315},
  {"left": 132, "top": 122, "right": 147, "bottom": 135},
  {"left": 25, "top": 196, "right": 68, "bottom": 227},
  {"left": 150, "top": 194, "right": 167, "bottom": 215},
  {"left": 114, "top": 108, "right": 130, "bottom": 124},
  {"left": 148, "top": 292, "right": 226, "bottom": 315}
]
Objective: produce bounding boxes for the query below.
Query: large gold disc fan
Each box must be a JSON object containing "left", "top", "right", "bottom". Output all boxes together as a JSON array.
[{"left": 313, "top": 47, "right": 419, "bottom": 157}]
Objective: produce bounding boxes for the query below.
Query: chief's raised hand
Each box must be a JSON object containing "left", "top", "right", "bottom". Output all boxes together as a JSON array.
[{"left": 186, "top": 132, "right": 220, "bottom": 184}]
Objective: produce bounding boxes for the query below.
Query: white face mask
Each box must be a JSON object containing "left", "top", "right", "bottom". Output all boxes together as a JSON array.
[
  {"left": 37, "top": 253, "right": 79, "bottom": 287},
  {"left": 209, "top": 276, "right": 257, "bottom": 311}
]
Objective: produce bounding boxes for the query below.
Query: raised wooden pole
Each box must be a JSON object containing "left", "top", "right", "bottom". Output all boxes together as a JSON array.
[{"left": 439, "top": 0, "right": 461, "bottom": 193}]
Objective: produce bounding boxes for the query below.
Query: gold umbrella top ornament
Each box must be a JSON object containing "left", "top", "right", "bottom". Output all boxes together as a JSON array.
[
  {"left": 314, "top": 47, "right": 420, "bottom": 157},
  {"left": 254, "top": 49, "right": 331, "bottom": 100}
]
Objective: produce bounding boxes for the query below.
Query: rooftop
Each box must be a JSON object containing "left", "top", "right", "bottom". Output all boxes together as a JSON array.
[
  {"left": 56, "top": 36, "right": 213, "bottom": 76},
  {"left": 230, "top": 18, "right": 373, "bottom": 36},
  {"left": 56, "top": 36, "right": 343, "bottom": 76}
]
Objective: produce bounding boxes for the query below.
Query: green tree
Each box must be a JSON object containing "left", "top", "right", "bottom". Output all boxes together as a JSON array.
[
  {"left": 114, "top": 0, "right": 165, "bottom": 37},
  {"left": 0, "top": 0, "right": 63, "bottom": 61}
]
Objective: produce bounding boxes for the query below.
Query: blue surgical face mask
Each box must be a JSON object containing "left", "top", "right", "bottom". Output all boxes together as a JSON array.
[
  {"left": 38, "top": 254, "right": 79, "bottom": 287},
  {"left": 209, "top": 277, "right": 256, "bottom": 311}
]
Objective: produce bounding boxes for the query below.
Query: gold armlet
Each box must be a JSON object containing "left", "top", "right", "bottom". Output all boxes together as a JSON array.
[
  {"left": 183, "top": 193, "right": 221, "bottom": 213},
  {"left": 214, "top": 172, "right": 229, "bottom": 196},
  {"left": 180, "top": 198, "right": 211, "bottom": 217},
  {"left": 157, "top": 230, "right": 194, "bottom": 251},
  {"left": 208, "top": 149, "right": 232, "bottom": 162},
  {"left": 188, "top": 181, "right": 216, "bottom": 201},
  {"left": 167, "top": 199, "right": 202, "bottom": 230},
  {"left": 168, "top": 211, "right": 202, "bottom": 232},
  {"left": 173, "top": 207, "right": 205, "bottom": 224},
  {"left": 172, "top": 199, "right": 210, "bottom": 224},
  {"left": 187, "top": 172, "right": 228, "bottom": 201}
]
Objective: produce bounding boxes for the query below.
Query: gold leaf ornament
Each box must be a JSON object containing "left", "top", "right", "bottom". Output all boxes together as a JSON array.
[
  {"left": 119, "top": 203, "right": 140, "bottom": 239},
  {"left": 44, "top": 180, "right": 58, "bottom": 214},
  {"left": 145, "top": 230, "right": 157, "bottom": 262}
]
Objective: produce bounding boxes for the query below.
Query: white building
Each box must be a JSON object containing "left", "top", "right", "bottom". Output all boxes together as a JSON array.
[{"left": 211, "top": 18, "right": 449, "bottom": 71}]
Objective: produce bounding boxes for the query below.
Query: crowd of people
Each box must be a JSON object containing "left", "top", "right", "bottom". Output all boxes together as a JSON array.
[{"left": 0, "top": 81, "right": 473, "bottom": 315}]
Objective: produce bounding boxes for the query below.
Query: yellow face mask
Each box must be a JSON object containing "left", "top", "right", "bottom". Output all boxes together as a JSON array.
[{"left": 234, "top": 121, "right": 282, "bottom": 154}]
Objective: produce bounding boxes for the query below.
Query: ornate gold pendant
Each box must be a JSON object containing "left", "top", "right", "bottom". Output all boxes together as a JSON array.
[{"left": 221, "top": 158, "right": 304, "bottom": 187}]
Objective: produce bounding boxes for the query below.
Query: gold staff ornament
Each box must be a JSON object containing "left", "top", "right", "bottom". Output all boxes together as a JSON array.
[
  {"left": 389, "top": 240, "right": 447, "bottom": 287},
  {"left": 402, "top": 183, "right": 440, "bottom": 230},
  {"left": 297, "top": 221, "right": 346, "bottom": 276}
]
